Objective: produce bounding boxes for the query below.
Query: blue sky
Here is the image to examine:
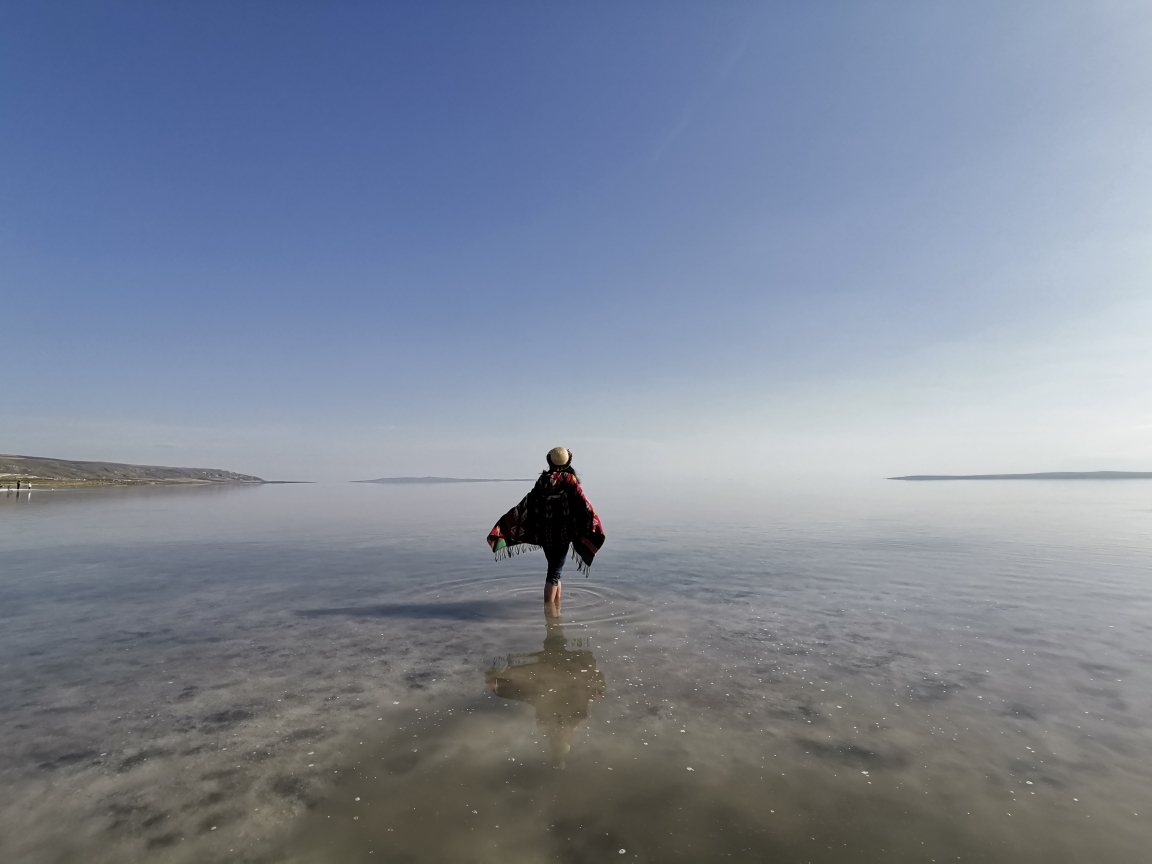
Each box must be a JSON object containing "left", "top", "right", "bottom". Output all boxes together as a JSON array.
[{"left": 4, "top": 2, "right": 1151, "bottom": 480}]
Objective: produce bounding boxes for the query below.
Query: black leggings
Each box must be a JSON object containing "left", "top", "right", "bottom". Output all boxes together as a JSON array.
[{"left": 543, "top": 542, "right": 569, "bottom": 586}]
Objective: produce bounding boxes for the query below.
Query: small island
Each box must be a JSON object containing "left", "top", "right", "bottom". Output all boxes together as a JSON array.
[
  {"left": 0, "top": 454, "right": 264, "bottom": 487},
  {"left": 890, "top": 471, "right": 1152, "bottom": 481}
]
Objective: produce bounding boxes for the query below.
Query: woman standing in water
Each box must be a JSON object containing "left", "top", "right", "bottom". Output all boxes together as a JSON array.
[{"left": 487, "top": 447, "right": 605, "bottom": 608}]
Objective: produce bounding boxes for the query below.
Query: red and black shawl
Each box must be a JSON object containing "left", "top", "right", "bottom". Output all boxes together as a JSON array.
[{"left": 487, "top": 470, "right": 605, "bottom": 574}]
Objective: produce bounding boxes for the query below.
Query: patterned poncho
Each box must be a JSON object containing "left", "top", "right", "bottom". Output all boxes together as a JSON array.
[{"left": 487, "top": 470, "right": 605, "bottom": 574}]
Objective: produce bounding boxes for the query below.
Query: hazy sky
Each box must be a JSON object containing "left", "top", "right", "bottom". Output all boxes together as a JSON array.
[{"left": 4, "top": 2, "right": 1151, "bottom": 481}]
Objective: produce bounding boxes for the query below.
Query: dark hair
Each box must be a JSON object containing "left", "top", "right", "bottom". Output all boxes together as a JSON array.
[{"left": 542, "top": 463, "right": 579, "bottom": 482}]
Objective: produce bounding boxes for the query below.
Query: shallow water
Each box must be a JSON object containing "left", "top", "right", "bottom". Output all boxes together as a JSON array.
[{"left": 2, "top": 479, "right": 1151, "bottom": 863}]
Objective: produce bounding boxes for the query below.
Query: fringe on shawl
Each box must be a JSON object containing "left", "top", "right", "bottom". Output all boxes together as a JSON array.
[
  {"left": 490, "top": 542, "right": 592, "bottom": 576},
  {"left": 572, "top": 546, "right": 591, "bottom": 576},
  {"left": 492, "top": 543, "right": 541, "bottom": 562}
]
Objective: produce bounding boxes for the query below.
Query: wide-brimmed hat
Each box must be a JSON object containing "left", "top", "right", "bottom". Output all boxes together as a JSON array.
[{"left": 547, "top": 447, "right": 572, "bottom": 468}]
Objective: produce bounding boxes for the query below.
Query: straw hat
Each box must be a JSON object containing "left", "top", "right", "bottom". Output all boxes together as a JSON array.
[{"left": 547, "top": 447, "right": 572, "bottom": 468}]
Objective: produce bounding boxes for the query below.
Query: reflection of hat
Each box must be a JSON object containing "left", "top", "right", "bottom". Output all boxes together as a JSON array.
[{"left": 547, "top": 447, "right": 571, "bottom": 468}]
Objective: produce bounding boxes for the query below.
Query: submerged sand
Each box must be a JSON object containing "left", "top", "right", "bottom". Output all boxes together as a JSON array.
[{"left": 2, "top": 482, "right": 1151, "bottom": 862}]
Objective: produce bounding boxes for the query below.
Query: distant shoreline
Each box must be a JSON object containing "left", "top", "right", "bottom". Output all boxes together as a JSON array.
[
  {"left": 1, "top": 479, "right": 262, "bottom": 489},
  {"left": 355, "top": 477, "right": 533, "bottom": 484},
  {"left": 1, "top": 453, "right": 266, "bottom": 486},
  {"left": 890, "top": 471, "right": 1152, "bottom": 481}
]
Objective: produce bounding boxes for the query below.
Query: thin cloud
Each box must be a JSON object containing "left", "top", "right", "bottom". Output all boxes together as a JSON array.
[{"left": 652, "top": 18, "right": 757, "bottom": 164}]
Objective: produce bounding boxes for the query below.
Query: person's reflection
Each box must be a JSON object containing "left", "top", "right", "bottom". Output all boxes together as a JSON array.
[{"left": 485, "top": 611, "right": 605, "bottom": 767}]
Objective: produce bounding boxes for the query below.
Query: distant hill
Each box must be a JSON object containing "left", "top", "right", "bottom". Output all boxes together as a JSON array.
[
  {"left": 0, "top": 454, "right": 263, "bottom": 485},
  {"left": 356, "top": 477, "right": 532, "bottom": 484},
  {"left": 890, "top": 472, "right": 1152, "bottom": 481}
]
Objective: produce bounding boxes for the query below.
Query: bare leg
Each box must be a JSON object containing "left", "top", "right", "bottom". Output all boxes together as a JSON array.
[{"left": 544, "top": 582, "right": 560, "bottom": 603}]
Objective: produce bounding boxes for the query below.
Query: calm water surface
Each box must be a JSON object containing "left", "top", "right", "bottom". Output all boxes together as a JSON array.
[{"left": 2, "top": 479, "right": 1151, "bottom": 863}]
